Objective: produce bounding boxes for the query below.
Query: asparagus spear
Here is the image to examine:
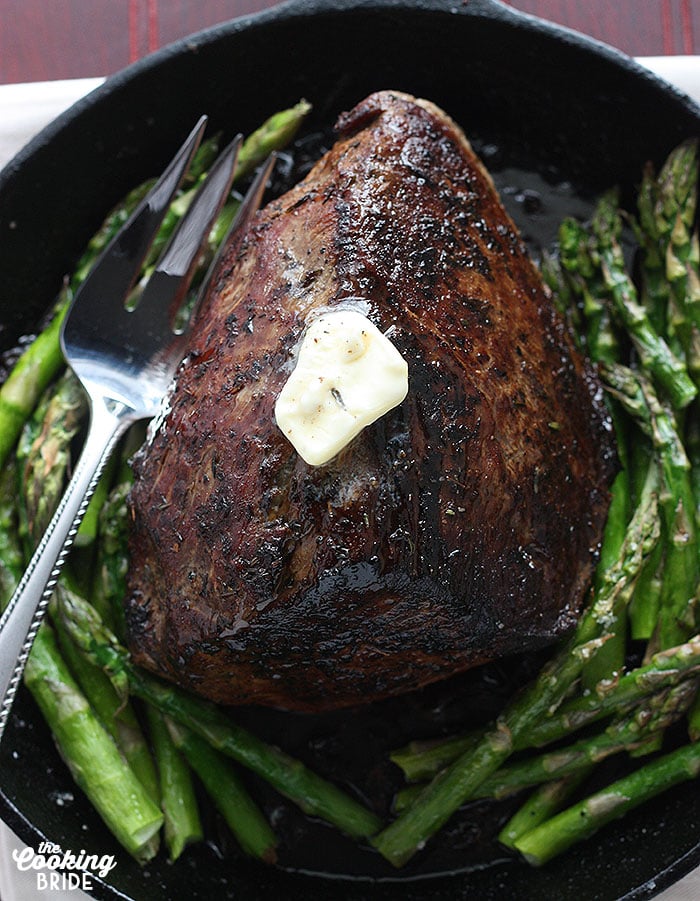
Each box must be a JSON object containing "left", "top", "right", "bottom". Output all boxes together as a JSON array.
[
  {"left": 603, "top": 363, "right": 698, "bottom": 648},
  {"left": 24, "top": 622, "right": 163, "bottom": 861},
  {"left": 558, "top": 207, "right": 632, "bottom": 686},
  {"left": 0, "top": 296, "right": 71, "bottom": 471},
  {"left": 14, "top": 377, "right": 160, "bottom": 808},
  {"left": 636, "top": 162, "right": 672, "bottom": 335},
  {"left": 55, "top": 588, "right": 383, "bottom": 841},
  {"left": 539, "top": 247, "right": 583, "bottom": 341},
  {"left": 391, "top": 634, "right": 700, "bottom": 783},
  {"left": 92, "top": 481, "right": 131, "bottom": 635},
  {"left": 497, "top": 770, "right": 593, "bottom": 850},
  {"left": 236, "top": 100, "right": 311, "bottom": 179},
  {"left": 641, "top": 379, "right": 698, "bottom": 648},
  {"left": 513, "top": 740, "right": 700, "bottom": 865},
  {"left": 165, "top": 717, "right": 277, "bottom": 863},
  {"left": 0, "top": 461, "right": 23, "bottom": 609},
  {"left": 16, "top": 372, "right": 87, "bottom": 543},
  {"left": 635, "top": 141, "right": 699, "bottom": 344},
  {"left": 146, "top": 707, "right": 203, "bottom": 861},
  {"left": 592, "top": 191, "right": 696, "bottom": 410},
  {"left": 53, "top": 588, "right": 160, "bottom": 806},
  {"left": 558, "top": 214, "right": 621, "bottom": 365},
  {"left": 488, "top": 679, "right": 697, "bottom": 798},
  {"left": 653, "top": 141, "right": 700, "bottom": 357},
  {"left": 394, "top": 676, "right": 697, "bottom": 814}
]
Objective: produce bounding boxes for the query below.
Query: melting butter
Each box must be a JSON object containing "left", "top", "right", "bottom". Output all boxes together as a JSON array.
[{"left": 274, "top": 308, "right": 408, "bottom": 466}]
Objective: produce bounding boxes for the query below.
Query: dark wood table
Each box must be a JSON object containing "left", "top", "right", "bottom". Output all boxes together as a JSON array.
[{"left": 0, "top": 0, "right": 698, "bottom": 85}]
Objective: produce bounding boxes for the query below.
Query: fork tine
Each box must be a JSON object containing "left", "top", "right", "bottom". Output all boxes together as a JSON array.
[
  {"left": 67, "top": 116, "right": 208, "bottom": 315},
  {"left": 188, "top": 152, "right": 278, "bottom": 320},
  {"left": 225, "top": 152, "right": 278, "bottom": 248},
  {"left": 131, "top": 133, "right": 243, "bottom": 327}
]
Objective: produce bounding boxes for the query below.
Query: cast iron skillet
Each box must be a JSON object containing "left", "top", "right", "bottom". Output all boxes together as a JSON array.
[{"left": 1, "top": 0, "right": 700, "bottom": 898}]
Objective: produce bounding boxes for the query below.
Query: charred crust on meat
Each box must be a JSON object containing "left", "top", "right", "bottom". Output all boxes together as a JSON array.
[{"left": 125, "top": 91, "right": 616, "bottom": 712}]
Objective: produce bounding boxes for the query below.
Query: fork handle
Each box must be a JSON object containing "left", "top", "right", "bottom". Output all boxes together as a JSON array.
[{"left": 0, "top": 396, "right": 133, "bottom": 741}]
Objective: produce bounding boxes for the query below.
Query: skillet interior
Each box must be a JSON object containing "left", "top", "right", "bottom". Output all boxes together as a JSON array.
[{"left": 1, "top": 0, "right": 699, "bottom": 897}]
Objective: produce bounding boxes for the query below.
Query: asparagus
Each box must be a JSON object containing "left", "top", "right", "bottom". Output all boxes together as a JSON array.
[
  {"left": 0, "top": 461, "right": 23, "bottom": 608},
  {"left": 16, "top": 372, "right": 87, "bottom": 544},
  {"left": 146, "top": 708, "right": 203, "bottom": 861},
  {"left": 92, "top": 481, "right": 131, "bottom": 635},
  {"left": 142, "top": 100, "right": 312, "bottom": 271},
  {"left": 165, "top": 717, "right": 277, "bottom": 863},
  {"left": 636, "top": 162, "right": 671, "bottom": 334},
  {"left": 629, "top": 526, "right": 665, "bottom": 641},
  {"left": 394, "top": 676, "right": 697, "bottom": 814},
  {"left": 558, "top": 207, "right": 632, "bottom": 687},
  {"left": 592, "top": 191, "right": 696, "bottom": 410},
  {"left": 24, "top": 623, "right": 163, "bottom": 861},
  {"left": 642, "top": 378, "right": 698, "bottom": 648},
  {"left": 373, "top": 465, "right": 660, "bottom": 866},
  {"left": 12, "top": 378, "right": 161, "bottom": 811},
  {"left": 53, "top": 588, "right": 160, "bottom": 806},
  {"left": 391, "top": 634, "right": 700, "bottom": 783},
  {"left": 652, "top": 141, "right": 700, "bottom": 359},
  {"left": 513, "top": 741, "right": 700, "bottom": 865},
  {"left": 236, "top": 100, "right": 311, "bottom": 179},
  {"left": 604, "top": 363, "right": 698, "bottom": 648},
  {"left": 558, "top": 214, "right": 620, "bottom": 366},
  {"left": 635, "top": 141, "right": 699, "bottom": 343},
  {"left": 490, "top": 679, "right": 697, "bottom": 797},
  {"left": 0, "top": 296, "right": 71, "bottom": 470},
  {"left": 539, "top": 248, "right": 582, "bottom": 341},
  {"left": 127, "top": 669, "right": 382, "bottom": 841},
  {"left": 497, "top": 770, "right": 593, "bottom": 851},
  {"left": 582, "top": 467, "right": 631, "bottom": 689},
  {"left": 55, "top": 588, "right": 383, "bottom": 841}
]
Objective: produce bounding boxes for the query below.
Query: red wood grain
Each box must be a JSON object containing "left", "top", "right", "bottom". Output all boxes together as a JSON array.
[
  {"left": 501, "top": 0, "right": 699, "bottom": 57},
  {"left": 0, "top": 0, "right": 697, "bottom": 85}
]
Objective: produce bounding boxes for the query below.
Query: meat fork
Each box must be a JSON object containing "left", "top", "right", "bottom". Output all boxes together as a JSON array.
[{"left": 0, "top": 117, "right": 275, "bottom": 740}]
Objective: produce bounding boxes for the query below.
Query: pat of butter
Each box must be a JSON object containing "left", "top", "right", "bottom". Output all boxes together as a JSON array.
[{"left": 274, "top": 309, "right": 408, "bottom": 466}]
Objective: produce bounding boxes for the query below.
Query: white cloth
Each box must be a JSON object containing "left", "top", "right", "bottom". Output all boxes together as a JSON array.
[{"left": 0, "top": 59, "right": 700, "bottom": 900}]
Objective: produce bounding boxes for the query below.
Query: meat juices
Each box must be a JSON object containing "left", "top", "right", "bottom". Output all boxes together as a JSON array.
[{"left": 125, "top": 91, "right": 616, "bottom": 711}]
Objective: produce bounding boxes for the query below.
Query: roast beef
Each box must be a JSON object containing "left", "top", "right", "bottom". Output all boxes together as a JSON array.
[{"left": 125, "top": 90, "right": 616, "bottom": 712}]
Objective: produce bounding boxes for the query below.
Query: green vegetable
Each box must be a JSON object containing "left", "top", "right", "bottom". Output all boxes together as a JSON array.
[
  {"left": 513, "top": 741, "right": 700, "bottom": 865},
  {"left": 146, "top": 708, "right": 203, "bottom": 861},
  {"left": 0, "top": 298, "right": 71, "bottom": 471},
  {"left": 165, "top": 717, "right": 277, "bottom": 863},
  {"left": 55, "top": 587, "right": 383, "bottom": 842},
  {"left": 391, "top": 633, "right": 700, "bottom": 783},
  {"left": 497, "top": 770, "right": 593, "bottom": 851},
  {"left": 24, "top": 624, "right": 163, "bottom": 861}
]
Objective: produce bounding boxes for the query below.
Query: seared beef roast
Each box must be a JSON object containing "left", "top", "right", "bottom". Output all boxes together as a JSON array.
[{"left": 125, "top": 91, "right": 616, "bottom": 711}]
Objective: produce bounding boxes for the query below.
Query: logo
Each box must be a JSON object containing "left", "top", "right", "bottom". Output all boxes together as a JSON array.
[{"left": 11, "top": 840, "right": 117, "bottom": 892}]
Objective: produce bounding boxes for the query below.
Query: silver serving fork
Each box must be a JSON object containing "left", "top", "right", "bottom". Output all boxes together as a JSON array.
[{"left": 0, "top": 117, "right": 275, "bottom": 740}]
